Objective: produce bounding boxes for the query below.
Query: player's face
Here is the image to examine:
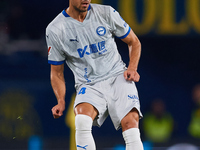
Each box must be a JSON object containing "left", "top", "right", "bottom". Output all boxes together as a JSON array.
[{"left": 71, "top": 0, "right": 91, "bottom": 12}]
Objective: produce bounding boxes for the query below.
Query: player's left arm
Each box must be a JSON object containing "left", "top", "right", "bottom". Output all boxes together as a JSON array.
[{"left": 121, "top": 29, "right": 141, "bottom": 82}]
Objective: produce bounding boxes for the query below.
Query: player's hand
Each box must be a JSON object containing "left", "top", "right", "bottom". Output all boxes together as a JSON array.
[
  {"left": 124, "top": 68, "right": 140, "bottom": 82},
  {"left": 51, "top": 102, "right": 65, "bottom": 119}
]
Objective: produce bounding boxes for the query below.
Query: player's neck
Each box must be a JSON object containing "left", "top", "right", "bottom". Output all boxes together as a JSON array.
[{"left": 66, "top": 7, "right": 87, "bottom": 22}]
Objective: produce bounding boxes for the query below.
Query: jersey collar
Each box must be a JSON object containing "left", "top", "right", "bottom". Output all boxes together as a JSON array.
[{"left": 62, "top": 4, "right": 91, "bottom": 18}]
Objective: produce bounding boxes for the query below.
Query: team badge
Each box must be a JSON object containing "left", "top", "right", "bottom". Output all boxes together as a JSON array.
[{"left": 96, "top": 26, "right": 106, "bottom": 36}]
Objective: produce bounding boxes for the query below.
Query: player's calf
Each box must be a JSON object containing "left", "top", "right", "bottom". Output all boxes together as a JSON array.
[
  {"left": 75, "top": 114, "right": 96, "bottom": 150},
  {"left": 123, "top": 128, "right": 143, "bottom": 150}
]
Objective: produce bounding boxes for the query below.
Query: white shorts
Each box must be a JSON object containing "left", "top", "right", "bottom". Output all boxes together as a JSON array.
[{"left": 74, "top": 73, "right": 143, "bottom": 130}]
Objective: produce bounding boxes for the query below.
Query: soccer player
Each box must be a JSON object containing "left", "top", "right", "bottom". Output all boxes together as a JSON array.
[{"left": 46, "top": 0, "right": 143, "bottom": 150}]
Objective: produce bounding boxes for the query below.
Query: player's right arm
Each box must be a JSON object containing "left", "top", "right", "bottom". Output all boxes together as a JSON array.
[
  {"left": 46, "top": 26, "right": 66, "bottom": 119},
  {"left": 50, "top": 64, "right": 66, "bottom": 119}
]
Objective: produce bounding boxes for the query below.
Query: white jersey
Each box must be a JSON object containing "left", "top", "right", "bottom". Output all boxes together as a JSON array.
[{"left": 46, "top": 4, "right": 131, "bottom": 88}]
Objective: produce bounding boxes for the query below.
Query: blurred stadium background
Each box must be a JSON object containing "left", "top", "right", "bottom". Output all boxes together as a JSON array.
[{"left": 0, "top": 0, "right": 200, "bottom": 150}]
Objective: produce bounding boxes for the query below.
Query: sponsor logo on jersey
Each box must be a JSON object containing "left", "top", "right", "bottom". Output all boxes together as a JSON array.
[
  {"left": 48, "top": 46, "right": 52, "bottom": 56},
  {"left": 84, "top": 68, "right": 91, "bottom": 83},
  {"left": 96, "top": 26, "right": 106, "bottom": 36},
  {"left": 77, "top": 41, "right": 107, "bottom": 58}
]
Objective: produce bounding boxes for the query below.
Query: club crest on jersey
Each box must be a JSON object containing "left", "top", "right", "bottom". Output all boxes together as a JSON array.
[{"left": 96, "top": 26, "right": 106, "bottom": 36}]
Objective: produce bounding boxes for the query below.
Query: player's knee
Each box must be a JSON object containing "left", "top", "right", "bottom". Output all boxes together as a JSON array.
[
  {"left": 121, "top": 109, "right": 139, "bottom": 131},
  {"left": 75, "top": 114, "right": 93, "bottom": 131},
  {"left": 121, "top": 119, "right": 138, "bottom": 131}
]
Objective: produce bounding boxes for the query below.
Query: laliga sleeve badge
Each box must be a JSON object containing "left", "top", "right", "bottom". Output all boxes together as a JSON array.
[{"left": 48, "top": 46, "right": 52, "bottom": 56}]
